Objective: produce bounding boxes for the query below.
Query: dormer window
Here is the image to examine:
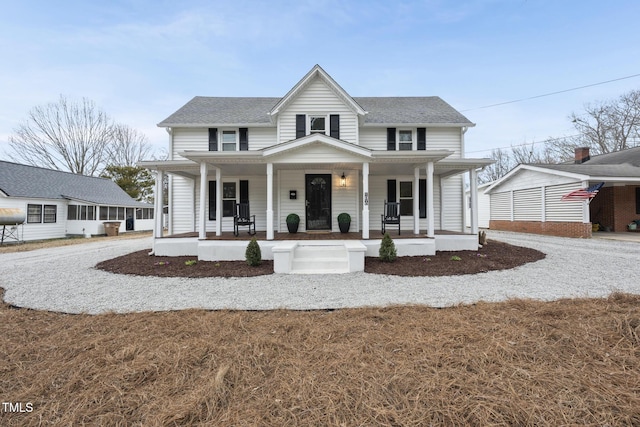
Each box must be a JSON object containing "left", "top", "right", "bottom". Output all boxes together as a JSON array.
[{"left": 310, "top": 116, "right": 326, "bottom": 134}]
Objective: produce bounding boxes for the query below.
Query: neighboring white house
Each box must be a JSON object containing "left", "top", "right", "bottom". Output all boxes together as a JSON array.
[
  {"left": 485, "top": 147, "right": 640, "bottom": 238},
  {"left": 0, "top": 161, "right": 154, "bottom": 242},
  {"left": 465, "top": 182, "right": 491, "bottom": 229},
  {"left": 141, "top": 65, "right": 492, "bottom": 264}
]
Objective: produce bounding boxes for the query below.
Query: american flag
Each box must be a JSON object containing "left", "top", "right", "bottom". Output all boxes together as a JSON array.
[{"left": 561, "top": 182, "right": 604, "bottom": 201}]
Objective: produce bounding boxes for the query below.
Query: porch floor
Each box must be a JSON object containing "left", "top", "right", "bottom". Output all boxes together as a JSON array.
[{"left": 165, "top": 230, "right": 468, "bottom": 241}]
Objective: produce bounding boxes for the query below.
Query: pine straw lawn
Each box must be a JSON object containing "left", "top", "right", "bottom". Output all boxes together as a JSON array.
[
  {"left": 1, "top": 288, "right": 639, "bottom": 426},
  {"left": 96, "top": 240, "right": 545, "bottom": 277}
]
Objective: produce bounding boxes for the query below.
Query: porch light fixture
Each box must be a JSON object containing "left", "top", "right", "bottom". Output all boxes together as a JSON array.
[{"left": 340, "top": 172, "right": 346, "bottom": 187}]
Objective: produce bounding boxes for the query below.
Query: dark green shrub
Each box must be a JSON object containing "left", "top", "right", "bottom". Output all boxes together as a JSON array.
[
  {"left": 379, "top": 233, "right": 397, "bottom": 262},
  {"left": 286, "top": 213, "right": 300, "bottom": 224},
  {"left": 337, "top": 212, "right": 351, "bottom": 224},
  {"left": 245, "top": 238, "right": 262, "bottom": 266}
]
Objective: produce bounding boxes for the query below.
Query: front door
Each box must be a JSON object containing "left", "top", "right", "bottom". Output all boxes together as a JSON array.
[{"left": 305, "top": 174, "right": 331, "bottom": 230}]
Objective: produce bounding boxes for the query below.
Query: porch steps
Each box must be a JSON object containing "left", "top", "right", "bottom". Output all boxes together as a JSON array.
[
  {"left": 291, "top": 244, "right": 349, "bottom": 274},
  {"left": 272, "top": 240, "right": 366, "bottom": 274}
]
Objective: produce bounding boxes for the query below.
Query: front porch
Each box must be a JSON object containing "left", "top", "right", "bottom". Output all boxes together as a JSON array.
[{"left": 152, "top": 230, "right": 479, "bottom": 274}]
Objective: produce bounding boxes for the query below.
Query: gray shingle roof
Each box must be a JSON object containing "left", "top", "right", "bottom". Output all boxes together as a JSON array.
[
  {"left": 529, "top": 146, "right": 640, "bottom": 178},
  {"left": 159, "top": 97, "right": 280, "bottom": 126},
  {"left": 354, "top": 97, "right": 473, "bottom": 125},
  {"left": 0, "top": 161, "right": 150, "bottom": 207},
  {"left": 533, "top": 163, "right": 640, "bottom": 178},
  {"left": 581, "top": 146, "right": 640, "bottom": 167},
  {"left": 158, "top": 96, "right": 473, "bottom": 127}
]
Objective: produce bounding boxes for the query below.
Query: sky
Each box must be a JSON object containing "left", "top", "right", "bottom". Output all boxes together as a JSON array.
[{"left": 1, "top": 0, "right": 640, "bottom": 162}]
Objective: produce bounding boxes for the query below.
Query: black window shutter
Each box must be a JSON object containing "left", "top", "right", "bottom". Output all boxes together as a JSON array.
[
  {"left": 387, "top": 179, "right": 397, "bottom": 203},
  {"left": 208, "top": 128, "right": 218, "bottom": 151},
  {"left": 239, "top": 128, "right": 248, "bottom": 151},
  {"left": 296, "top": 114, "right": 306, "bottom": 138},
  {"left": 417, "top": 128, "right": 426, "bottom": 150},
  {"left": 208, "top": 181, "right": 216, "bottom": 220},
  {"left": 419, "top": 179, "right": 427, "bottom": 218},
  {"left": 387, "top": 128, "right": 396, "bottom": 151},
  {"left": 330, "top": 114, "right": 340, "bottom": 139},
  {"left": 240, "top": 180, "right": 249, "bottom": 203}
]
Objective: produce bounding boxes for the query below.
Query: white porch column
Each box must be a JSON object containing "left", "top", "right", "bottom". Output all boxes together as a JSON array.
[
  {"left": 426, "top": 161, "right": 435, "bottom": 238},
  {"left": 413, "top": 167, "right": 420, "bottom": 234},
  {"left": 266, "top": 163, "right": 274, "bottom": 240},
  {"left": 198, "top": 162, "right": 208, "bottom": 239},
  {"left": 215, "top": 168, "right": 222, "bottom": 236},
  {"left": 362, "top": 162, "right": 370, "bottom": 239},
  {"left": 154, "top": 169, "right": 164, "bottom": 239},
  {"left": 469, "top": 167, "right": 479, "bottom": 235}
]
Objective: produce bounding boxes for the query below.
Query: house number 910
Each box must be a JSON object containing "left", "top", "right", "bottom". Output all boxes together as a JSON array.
[{"left": 364, "top": 192, "right": 369, "bottom": 205}]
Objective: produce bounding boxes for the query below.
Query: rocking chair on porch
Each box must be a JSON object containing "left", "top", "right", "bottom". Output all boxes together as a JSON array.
[
  {"left": 234, "top": 202, "right": 256, "bottom": 237},
  {"left": 381, "top": 200, "right": 401, "bottom": 235}
]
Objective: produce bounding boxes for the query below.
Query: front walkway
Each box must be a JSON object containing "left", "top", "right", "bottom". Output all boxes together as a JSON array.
[{"left": 1, "top": 231, "right": 639, "bottom": 314}]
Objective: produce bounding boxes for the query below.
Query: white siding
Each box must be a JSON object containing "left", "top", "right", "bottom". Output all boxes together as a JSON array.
[
  {"left": 426, "top": 128, "right": 462, "bottom": 158},
  {"left": 492, "top": 169, "right": 578, "bottom": 193},
  {"left": 490, "top": 192, "right": 511, "bottom": 221},
  {"left": 359, "top": 127, "right": 463, "bottom": 154},
  {"left": 545, "top": 183, "right": 584, "bottom": 222},
  {"left": 465, "top": 187, "right": 491, "bottom": 228},
  {"left": 513, "top": 188, "right": 542, "bottom": 221},
  {"left": 279, "top": 77, "right": 358, "bottom": 144},
  {"left": 279, "top": 170, "right": 306, "bottom": 231},
  {"left": 440, "top": 175, "right": 464, "bottom": 231},
  {"left": 170, "top": 176, "right": 195, "bottom": 234},
  {"left": 193, "top": 176, "right": 268, "bottom": 233},
  {"left": 368, "top": 175, "right": 442, "bottom": 232},
  {"left": 270, "top": 143, "right": 366, "bottom": 164},
  {"left": 172, "top": 127, "right": 277, "bottom": 156},
  {"left": 0, "top": 197, "right": 67, "bottom": 241},
  {"left": 172, "top": 128, "right": 208, "bottom": 159},
  {"left": 359, "top": 128, "right": 387, "bottom": 151},
  {"left": 247, "top": 127, "right": 277, "bottom": 150}
]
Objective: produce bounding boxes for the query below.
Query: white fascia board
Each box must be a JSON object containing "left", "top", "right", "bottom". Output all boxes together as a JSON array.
[
  {"left": 485, "top": 164, "right": 588, "bottom": 194},
  {"left": 157, "top": 123, "right": 274, "bottom": 128},
  {"left": 362, "top": 122, "right": 476, "bottom": 128},
  {"left": 269, "top": 65, "right": 366, "bottom": 117},
  {"left": 138, "top": 160, "right": 198, "bottom": 170},
  {"left": 263, "top": 134, "right": 372, "bottom": 158},
  {"left": 179, "top": 151, "right": 264, "bottom": 163},
  {"left": 371, "top": 150, "right": 454, "bottom": 163}
]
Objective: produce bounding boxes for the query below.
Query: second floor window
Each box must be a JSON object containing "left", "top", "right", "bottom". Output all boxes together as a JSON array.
[
  {"left": 399, "top": 130, "right": 413, "bottom": 150},
  {"left": 222, "top": 131, "right": 237, "bottom": 151}
]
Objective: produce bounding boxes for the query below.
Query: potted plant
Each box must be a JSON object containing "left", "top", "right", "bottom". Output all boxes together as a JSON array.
[
  {"left": 286, "top": 213, "right": 300, "bottom": 233},
  {"left": 337, "top": 212, "right": 351, "bottom": 233}
]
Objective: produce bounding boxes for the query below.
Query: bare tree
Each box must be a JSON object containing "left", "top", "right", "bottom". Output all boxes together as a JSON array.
[
  {"left": 570, "top": 90, "right": 640, "bottom": 154},
  {"left": 8, "top": 95, "right": 153, "bottom": 176},
  {"left": 107, "top": 124, "right": 151, "bottom": 167},
  {"left": 8, "top": 95, "right": 113, "bottom": 175},
  {"left": 478, "top": 148, "right": 514, "bottom": 184}
]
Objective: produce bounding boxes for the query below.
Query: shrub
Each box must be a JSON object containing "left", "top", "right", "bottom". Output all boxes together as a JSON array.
[
  {"left": 337, "top": 212, "right": 351, "bottom": 223},
  {"left": 245, "top": 237, "right": 262, "bottom": 266},
  {"left": 185, "top": 260, "right": 197, "bottom": 266},
  {"left": 379, "top": 233, "right": 397, "bottom": 262},
  {"left": 286, "top": 213, "right": 300, "bottom": 224}
]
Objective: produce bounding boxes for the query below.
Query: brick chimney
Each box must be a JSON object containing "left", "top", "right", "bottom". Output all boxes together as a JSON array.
[{"left": 574, "top": 147, "right": 590, "bottom": 164}]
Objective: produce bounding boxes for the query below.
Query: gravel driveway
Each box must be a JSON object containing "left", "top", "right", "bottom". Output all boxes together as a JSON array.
[{"left": 1, "top": 231, "right": 639, "bottom": 314}]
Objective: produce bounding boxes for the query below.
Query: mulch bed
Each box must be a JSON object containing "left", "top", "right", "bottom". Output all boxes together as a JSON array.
[
  {"left": 366, "top": 240, "right": 545, "bottom": 276},
  {"left": 96, "top": 240, "right": 545, "bottom": 277}
]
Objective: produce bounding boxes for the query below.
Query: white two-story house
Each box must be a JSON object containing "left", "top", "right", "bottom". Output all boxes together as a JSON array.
[{"left": 141, "top": 65, "right": 491, "bottom": 270}]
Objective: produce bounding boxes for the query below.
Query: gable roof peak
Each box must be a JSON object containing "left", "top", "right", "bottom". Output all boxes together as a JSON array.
[{"left": 269, "top": 64, "right": 366, "bottom": 118}]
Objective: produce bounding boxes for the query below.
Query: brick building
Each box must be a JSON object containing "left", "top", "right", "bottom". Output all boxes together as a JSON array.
[{"left": 485, "top": 147, "right": 640, "bottom": 238}]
